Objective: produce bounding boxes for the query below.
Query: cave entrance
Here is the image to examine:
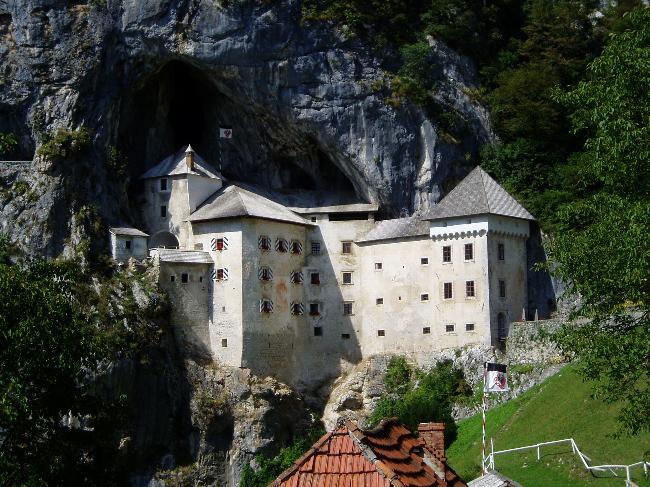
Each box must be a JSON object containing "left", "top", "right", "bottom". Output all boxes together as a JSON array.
[{"left": 150, "top": 231, "right": 179, "bottom": 249}]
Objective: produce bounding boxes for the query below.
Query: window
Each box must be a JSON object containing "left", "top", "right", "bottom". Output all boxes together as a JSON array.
[
  {"left": 423, "top": 327, "right": 431, "bottom": 334},
  {"left": 445, "top": 324, "right": 455, "bottom": 333},
  {"left": 170, "top": 275, "right": 175, "bottom": 282},
  {"left": 221, "top": 338, "right": 228, "bottom": 347},
  {"left": 291, "top": 240, "right": 303, "bottom": 254},
  {"left": 374, "top": 262, "right": 383, "bottom": 270},
  {"left": 211, "top": 237, "right": 228, "bottom": 251},
  {"left": 199, "top": 276, "right": 203, "bottom": 283},
  {"left": 465, "top": 323, "right": 475, "bottom": 332},
  {"left": 311, "top": 216, "right": 317, "bottom": 222},
  {"left": 310, "top": 272, "right": 320, "bottom": 285},
  {"left": 258, "top": 235, "right": 271, "bottom": 251},
  {"left": 420, "top": 293, "right": 429, "bottom": 302},
  {"left": 275, "top": 238, "right": 289, "bottom": 253},
  {"left": 498, "top": 243, "right": 505, "bottom": 261},
  {"left": 377, "top": 330, "right": 385, "bottom": 337},
  {"left": 309, "top": 302, "right": 320, "bottom": 316},
  {"left": 499, "top": 280, "right": 506, "bottom": 298},
  {"left": 313, "top": 326, "right": 323, "bottom": 336},
  {"left": 464, "top": 243, "right": 474, "bottom": 261},
  {"left": 291, "top": 302, "right": 304, "bottom": 315},
  {"left": 443, "top": 282, "right": 453, "bottom": 299},
  {"left": 343, "top": 302, "right": 353, "bottom": 315},
  {"left": 160, "top": 178, "right": 168, "bottom": 191},
  {"left": 181, "top": 273, "right": 189, "bottom": 283},
  {"left": 259, "top": 266, "right": 273, "bottom": 282},
  {"left": 311, "top": 241, "right": 321, "bottom": 254},
  {"left": 341, "top": 333, "right": 350, "bottom": 339},
  {"left": 466, "top": 280, "right": 475, "bottom": 298},
  {"left": 194, "top": 243, "right": 204, "bottom": 250},
  {"left": 160, "top": 205, "right": 167, "bottom": 218},
  {"left": 342, "top": 241, "right": 352, "bottom": 254},
  {"left": 260, "top": 299, "right": 273, "bottom": 313},
  {"left": 290, "top": 271, "right": 304, "bottom": 284},
  {"left": 442, "top": 245, "right": 451, "bottom": 263},
  {"left": 212, "top": 268, "right": 229, "bottom": 281},
  {"left": 342, "top": 272, "right": 353, "bottom": 285},
  {"left": 125, "top": 240, "right": 132, "bottom": 250},
  {"left": 421, "top": 257, "right": 429, "bottom": 265},
  {"left": 376, "top": 298, "right": 384, "bottom": 305}
]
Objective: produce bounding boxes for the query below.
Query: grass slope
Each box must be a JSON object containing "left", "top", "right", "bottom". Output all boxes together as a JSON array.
[{"left": 447, "top": 365, "right": 650, "bottom": 486}]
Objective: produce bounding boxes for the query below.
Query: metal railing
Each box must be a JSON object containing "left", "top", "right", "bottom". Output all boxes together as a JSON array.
[{"left": 483, "top": 438, "right": 649, "bottom": 487}]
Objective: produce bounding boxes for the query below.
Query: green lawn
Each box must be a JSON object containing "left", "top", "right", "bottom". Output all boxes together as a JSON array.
[{"left": 447, "top": 365, "right": 650, "bottom": 486}]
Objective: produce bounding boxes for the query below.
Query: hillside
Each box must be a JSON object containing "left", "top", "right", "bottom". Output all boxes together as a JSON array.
[{"left": 447, "top": 365, "right": 650, "bottom": 486}]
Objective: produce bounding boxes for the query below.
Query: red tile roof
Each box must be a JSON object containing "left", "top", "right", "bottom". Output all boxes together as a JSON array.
[{"left": 271, "top": 419, "right": 467, "bottom": 487}]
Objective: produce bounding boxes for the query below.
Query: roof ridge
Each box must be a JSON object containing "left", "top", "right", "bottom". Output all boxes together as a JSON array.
[
  {"left": 271, "top": 430, "right": 336, "bottom": 486},
  {"left": 477, "top": 167, "right": 491, "bottom": 213}
]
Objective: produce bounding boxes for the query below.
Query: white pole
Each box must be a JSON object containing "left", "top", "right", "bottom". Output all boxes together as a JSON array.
[{"left": 482, "top": 362, "right": 487, "bottom": 475}]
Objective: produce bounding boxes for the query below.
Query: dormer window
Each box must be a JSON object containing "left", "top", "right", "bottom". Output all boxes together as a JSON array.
[{"left": 160, "top": 178, "right": 168, "bottom": 191}]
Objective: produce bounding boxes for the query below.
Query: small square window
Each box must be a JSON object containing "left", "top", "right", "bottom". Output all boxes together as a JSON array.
[
  {"left": 343, "top": 302, "right": 353, "bottom": 315},
  {"left": 309, "top": 302, "right": 320, "bottom": 316},
  {"left": 181, "top": 273, "right": 189, "bottom": 284},
  {"left": 310, "top": 272, "right": 320, "bottom": 285},
  {"left": 221, "top": 338, "right": 228, "bottom": 347},
  {"left": 160, "top": 178, "right": 168, "bottom": 191},
  {"left": 444, "top": 282, "right": 453, "bottom": 299},
  {"left": 421, "top": 257, "right": 429, "bottom": 265},
  {"left": 420, "top": 293, "right": 429, "bottom": 301},
  {"left": 498, "top": 243, "right": 505, "bottom": 261},
  {"left": 311, "top": 216, "right": 317, "bottom": 222},
  {"left": 342, "top": 272, "right": 353, "bottom": 285},
  {"left": 465, "top": 243, "right": 474, "bottom": 261},
  {"left": 259, "top": 236, "right": 271, "bottom": 251},
  {"left": 466, "top": 280, "right": 475, "bottom": 298},
  {"left": 374, "top": 262, "right": 383, "bottom": 270},
  {"left": 376, "top": 298, "right": 384, "bottom": 305},
  {"left": 170, "top": 275, "right": 175, "bottom": 282},
  {"left": 342, "top": 241, "right": 352, "bottom": 254},
  {"left": 423, "top": 327, "right": 431, "bottom": 334},
  {"left": 160, "top": 205, "right": 167, "bottom": 218},
  {"left": 125, "top": 240, "right": 132, "bottom": 250},
  {"left": 199, "top": 276, "right": 203, "bottom": 283},
  {"left": 377, "top": 330, "right": 385, "bottom": 337},
  {"left": 341, "top": 333, "right": 350, "bottom": 339},
  {"left": 443, "top": 245, "right": 452, "bottom": 263},
  {"left": 313, "top": 326, "right": 323, "bottom": 336},
  {"left": 445, "top": 324, "right": 455, "bottom": 333},
  {"left": 311, "top": 241, "right": 321, "bottom": 254},
  {"left": 499, "top": 280, "right": 506, "bottom": 298},
  {"left": 465, "top": 323, "right": 475, "bottom": 332}
]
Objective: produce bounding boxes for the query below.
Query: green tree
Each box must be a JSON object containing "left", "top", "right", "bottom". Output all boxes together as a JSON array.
[{"left": 550, "top": 7, "right": 650, "bottom": 435}]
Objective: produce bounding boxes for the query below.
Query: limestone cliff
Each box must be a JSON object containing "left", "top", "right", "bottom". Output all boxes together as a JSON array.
[{"left": 0, "top": 0, "right": 492, "bottom": 256}]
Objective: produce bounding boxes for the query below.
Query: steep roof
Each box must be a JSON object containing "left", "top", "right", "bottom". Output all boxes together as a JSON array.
[
  {"left": 273, "top": 419, "right": 466, "bottom": 487},
  {"left": 188, "top": 184, "right": 310, "bottom": 226},
  {"left": 424, "top": 167, "right": 533, "bottom": 221},
  {"left": 109, "top": 226, "right": 149, "bottom": 237},
  {"left": 357, "top": 217, "right": 429, "bottom": 244},
  {"left": 139, "top": 145, "right": 222, "bottom": 180}
]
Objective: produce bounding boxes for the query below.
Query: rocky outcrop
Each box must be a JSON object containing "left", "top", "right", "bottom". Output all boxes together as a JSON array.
[{"left": 0, "top": 0, "right": 493, "bottom": 256}]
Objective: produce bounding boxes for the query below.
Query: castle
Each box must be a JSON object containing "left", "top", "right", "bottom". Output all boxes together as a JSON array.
[{"left": 110, "top": 146, "right": 534, "bottom": 384}]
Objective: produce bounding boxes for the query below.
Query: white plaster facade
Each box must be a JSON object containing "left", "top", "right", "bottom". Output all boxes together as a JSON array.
[
  {"left": 117, "top": 149, "right": 536, "bottom": 385},
  {"left": 109, "top": 227, "right": 149, "bottom": 263}
]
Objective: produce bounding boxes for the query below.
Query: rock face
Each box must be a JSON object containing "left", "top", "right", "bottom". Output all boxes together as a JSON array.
[{"left": 0, "top": 0, "right": 493, "bottom": 255}]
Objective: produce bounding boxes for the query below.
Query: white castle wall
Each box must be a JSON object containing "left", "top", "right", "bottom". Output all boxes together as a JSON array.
[{"left": 109, "top": 233, "right": 148, "bottom": 262}]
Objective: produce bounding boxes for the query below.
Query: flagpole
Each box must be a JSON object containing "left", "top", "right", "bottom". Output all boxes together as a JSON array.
[{"left": 482, "top": 362, "right": 487, "bottom": 475}]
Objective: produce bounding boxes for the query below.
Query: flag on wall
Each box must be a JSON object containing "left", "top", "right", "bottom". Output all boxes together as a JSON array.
[
  {"left": 219, "top": 127, "right": 233, "bottom": 139},
  {"left": 484, "top": 363, "right": 509, "bottom": 393}
]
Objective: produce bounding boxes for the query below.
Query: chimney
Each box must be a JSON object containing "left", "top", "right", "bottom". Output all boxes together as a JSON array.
[
  {"left": 185, "top": 145, "right": 194, "bottom": 171},
  {"left": 418, "top": 423, "right": 445, "bottom": 460}
]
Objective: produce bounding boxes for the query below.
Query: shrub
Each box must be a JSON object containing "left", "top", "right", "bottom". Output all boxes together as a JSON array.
[{"left": 37, "top": 128, "right": 91, "bottom": 165}]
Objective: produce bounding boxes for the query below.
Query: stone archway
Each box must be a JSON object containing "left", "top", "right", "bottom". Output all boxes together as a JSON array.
[{"left": 150, "top": 231, "right": 179, "bottom": 249}]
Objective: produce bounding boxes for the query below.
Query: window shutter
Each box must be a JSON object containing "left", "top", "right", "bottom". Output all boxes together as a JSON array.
[
  {"left": 223, "top": 268, "right": 228, "bottom": 280},
  {"left": 211, "top": 269, "right": 217, "bottom": 280},
  {"left": 210, "top": 238, "right": 217, "bottom": 252},
  {"left": 259, "top": 299, "right": 264, "bottom": 313},
  {"left": 223, "top": 236, "right": 229, "bottom": 250}
]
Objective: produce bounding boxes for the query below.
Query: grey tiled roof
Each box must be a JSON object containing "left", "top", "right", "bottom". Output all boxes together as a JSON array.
[
  {"left": 139, "top": 145, "right": 222, "bottom": 180},
  {"left": 424, "top": 167, "right": 534, "bottom": 221},
  {"left": 109, "top": 227, "right": 149, "bottom": 237},
  {"left": 152, "top": 248, "right": 213, "bottom": 264},
  {"left": 468, "top": 471, "right": 522, "bottom": 487},
  {"left": 188, "top": 184, "right": 310, "bottom": 226},
  {"left": 356, "top": 216, "right": 429, "bottom": 243}
]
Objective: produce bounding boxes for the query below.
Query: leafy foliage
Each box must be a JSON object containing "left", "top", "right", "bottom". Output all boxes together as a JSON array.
[
  {"left": 549, "top": 7, "right": 650, "bottom": 435},
  {"left": 368, "top": 358, "right": 472, "bottom": 444},
  {"left": 37, "top": 127, "right": 91, "bottom": 165},
  {"left": 0, "top": 132, "right": 18, "bottom": 156},
  {"left": 239, "top": 427, "right": 326, "bottom": 487}
]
